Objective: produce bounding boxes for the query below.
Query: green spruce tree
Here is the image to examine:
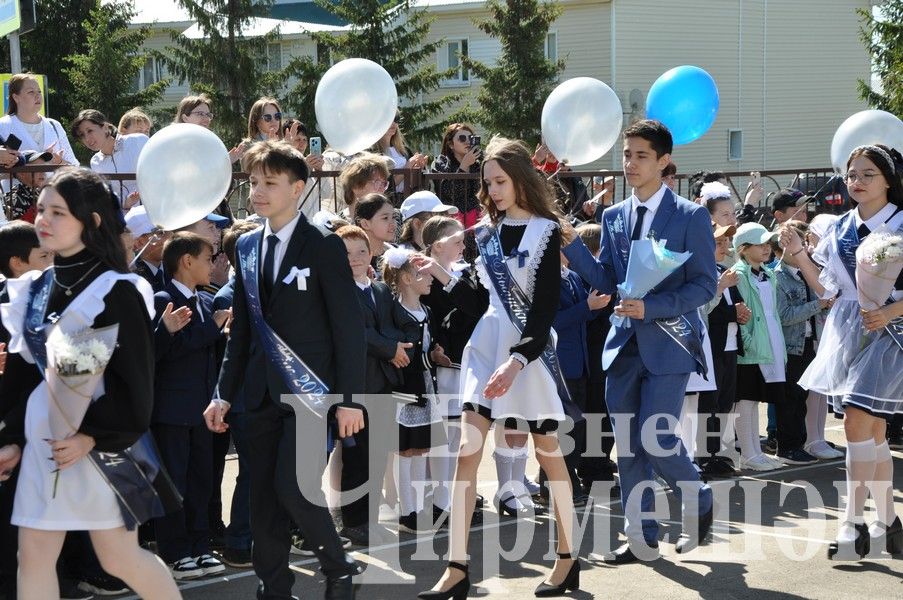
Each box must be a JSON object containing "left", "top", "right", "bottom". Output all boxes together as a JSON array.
[
  {"left": 461, "top": 0, "right": 565, "bottom": 144},
  {"left": 858, "top": 1, "right": 903, "bottom": 116},
  {"left": 64, "top": 1, "right": 169, "bottom": 125},
  {"left": 164, "top": 0, "right": 287, "bottom": 145},
  {"left": 283, "top": 0, "right": 455, "bottom": 149}
]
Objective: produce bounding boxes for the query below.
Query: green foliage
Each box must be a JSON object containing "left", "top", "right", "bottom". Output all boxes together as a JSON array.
[
  {"left": 64, "top": 1, "right": 168, "bottom": 127},
  {"left": 461, "top": 0, "right": 565, "bottom": 145},
  {"left": 858, "top": 2, "right": 903, "bottom": 116},
  {"left": 164, "top": 0, "right": 289, "bottom": 146},
  {"left": 282, "top": 0, "right": 456, "bottom": 150}
]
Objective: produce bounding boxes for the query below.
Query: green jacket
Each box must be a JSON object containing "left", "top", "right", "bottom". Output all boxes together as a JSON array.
[{"left": 734, "top": 260, "right": 787, "bottom": 365}]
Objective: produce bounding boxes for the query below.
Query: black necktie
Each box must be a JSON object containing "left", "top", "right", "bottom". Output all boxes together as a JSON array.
[
  {"left": 857, "top": 223, "right": 870, "bottom": 240},
  {"left": 262, "top": 233, "right": 279, "bottom": 296},
  {"left": 187, "top": 295, "right": 198, "bottom": 320},
  {"left": 361, "top": 286, "right": 376, "bottom": 311},
  {"left": 154, "top": 268, "right": 165, "bottom": 289},
  {"left": 631, "top": 206, "right": 648, "bottom": 241}
]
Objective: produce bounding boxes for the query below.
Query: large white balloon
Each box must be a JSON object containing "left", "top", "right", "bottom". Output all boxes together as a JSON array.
[
  {"left": 830, "top": 109, "right": 903, "bottom": 172},
  {"left": 541, "top": 77, "right": 623, "bottom": 166},
  {"left": 315, "top": 58, "right": 398, "bottom": 155},
  {"left": 136, "top": 124, "right": 232, "bottom": 230}
]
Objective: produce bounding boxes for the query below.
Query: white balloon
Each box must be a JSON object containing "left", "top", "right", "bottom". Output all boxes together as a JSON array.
[
  {"left": 315, "top": 58, "right": 398, "bottom": 155},
  {"left": 541, "top": 77, "right": 623, "bottom": 166},
  {"left": 830, "top": 109, "right": 903, "bottom": 172},
  {"left": 136, "top": 124, "right": 232, "bottom": 230}
]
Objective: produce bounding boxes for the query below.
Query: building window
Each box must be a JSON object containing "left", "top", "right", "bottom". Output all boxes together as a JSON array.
[
  {"left": 130, "top": 56, "right": 162, "bottom": 92},
  {"left": 441, "top": 38, "right": 469, "bottom": 86},
  {"left": 264, "top": 42, "right": 282, "bottom": 72},
  {"left": 728, "top": 129, "right": 743, "bottom": 161},
  {"left": 545, "top": 31, "right": 558, "bottom": 62}
]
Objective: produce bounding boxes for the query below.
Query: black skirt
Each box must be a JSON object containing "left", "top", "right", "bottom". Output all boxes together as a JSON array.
[{"left": 735, "top": 364, "right": 786, "bottom": 404}]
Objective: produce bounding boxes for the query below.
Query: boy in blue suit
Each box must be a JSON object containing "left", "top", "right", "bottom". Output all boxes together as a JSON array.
[
  {"left": 152, "top": 232, "right": 231, "bottom": 579},
  {"left": 562, "top": 120, "right": 718, "bottom": 562}
]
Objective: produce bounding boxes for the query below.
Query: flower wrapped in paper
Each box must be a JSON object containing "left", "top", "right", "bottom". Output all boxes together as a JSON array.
[
  {"left": 612, "top": 237, "right": 692, "bottom": 328},
  {"left": 855, "top": 225, "right": 903, "bottom": 312}
]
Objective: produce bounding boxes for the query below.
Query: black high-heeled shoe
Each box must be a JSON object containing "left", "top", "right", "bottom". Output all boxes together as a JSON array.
[
  {"left": 869, "top": 516, "right": 903, "bottom": 556},
  {"left": 534, "top": 552, "right": 581, "bottom": 597},
  {"left": 827, "top": 522, "right": 869, "bottom": 560},
  {"left": 418, "top": 561, "right": 470, "bottom": 600},
  {"left": 496, "top": 495, "right": 547, "bottom": 518}
]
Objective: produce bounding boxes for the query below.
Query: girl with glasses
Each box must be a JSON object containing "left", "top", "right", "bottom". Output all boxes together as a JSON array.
[
  {"left": 432, "top": 123, "right": 483, "bottom": 229},
  {"left": 246, "top": 97, "right": 283, "bottom": 143}
]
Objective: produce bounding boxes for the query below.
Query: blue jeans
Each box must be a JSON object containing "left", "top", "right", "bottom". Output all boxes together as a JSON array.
[{"left": 225, "top": 411, "right": 252, "bottom": 551}]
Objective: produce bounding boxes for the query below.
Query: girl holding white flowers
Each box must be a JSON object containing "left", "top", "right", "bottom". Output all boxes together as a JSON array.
[
  {"left": 780, "top": 144, "right": 903, "bottom": 561},
  {"left": 0, "top": 168, "right": 180, "bottom": 598}
]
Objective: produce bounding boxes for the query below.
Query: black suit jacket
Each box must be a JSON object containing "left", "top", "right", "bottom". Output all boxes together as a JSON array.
[
  {"left": 708, "top": 265, "right": 745, "bottom": 357},
  {"left": 134, "top": 259, "right": 166, "bottom": 293},
  {"left": 152, "top": 283, "right": 221, "bottom": 425},
  {"left": 358, "top": 281, "right": 404, "bottom": 393},
  {"left": 217, "top": 214, "right": 366, "bottom": 410}
]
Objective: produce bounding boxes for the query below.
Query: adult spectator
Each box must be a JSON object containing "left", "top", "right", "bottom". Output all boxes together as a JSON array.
[
  {"left": 0, "top": 73, "right": 77, "bottom": 166},
  {"left": 532, "top": 142, "right": 590, "bottom": 222},
  {"left": 373, "top": 112, "right": 428, "bottom": 196},
  {"left": 71, "top": 109, "right": 148, "bottom": 210},
  {"left": 431, "top": 122, "right": 482, "bottom": 227},
  {"left": 245, "top": 97, "right": 282, "bottom": 143},
  {"left": 337, "top": 152, "right": 392, "bottom": 220}
]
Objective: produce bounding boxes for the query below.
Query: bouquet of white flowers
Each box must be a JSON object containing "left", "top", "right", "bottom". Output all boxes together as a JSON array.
[
  {"left": 611, "top": 237, "right": 692, "bottom": 328},
  {"left": 855, "top": 225, "right": 903, "bottom": 312}
]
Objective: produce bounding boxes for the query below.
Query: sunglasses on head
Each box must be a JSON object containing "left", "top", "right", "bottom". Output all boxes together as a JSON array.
[{"left": 261, "top": 112, "right": 282, "bottom": 122}]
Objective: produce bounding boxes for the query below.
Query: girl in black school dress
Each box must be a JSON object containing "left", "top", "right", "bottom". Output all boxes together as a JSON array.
[
  {"left": 0, "top": 168, "right": 180, "bottom": 599},
  {"left": 354, "top": 193, "right": 397, "bottom": 281},
  {"left": 418, "top": 137, "right": 580, "bottom": 599}
]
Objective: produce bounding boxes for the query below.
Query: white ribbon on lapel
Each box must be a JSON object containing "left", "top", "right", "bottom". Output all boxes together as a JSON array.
[{"left": 283, "top": 266, "right": 311, "bottom": 291}]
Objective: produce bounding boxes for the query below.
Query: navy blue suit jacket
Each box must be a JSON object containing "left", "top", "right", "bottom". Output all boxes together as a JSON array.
[
  {"left": 553, "top": 270, "right": 595, "bottom": 380},
  {"left": 563, "top": 186, "right": 717, "bottom": 375},
  {"left": 153, "top": 282, "right": 222, "bottom": 425}
]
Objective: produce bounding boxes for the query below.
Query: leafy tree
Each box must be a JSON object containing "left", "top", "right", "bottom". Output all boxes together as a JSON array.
[
  {"left": 282, "top": 0, "right": 455, "bottom": 149},
  {"left": 461, "top": 0, "right": 565, "bottom": 144},
  {"left": 164, "top": 0, "right": 287, "bottom": 145},
  {"left": 64, "top": 1, "right": 169, "bottom": 125},
  {"left": 858, "top": 1, "right": 903, "bottom": 116}
]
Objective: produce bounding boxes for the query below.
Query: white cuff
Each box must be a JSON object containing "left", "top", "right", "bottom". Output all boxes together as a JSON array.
[
  {"left": 510, "top": 353, "right": 528, "bottom": 368},
  {"left": 442, "top": 276, "right": 460, "bottom": 293}
]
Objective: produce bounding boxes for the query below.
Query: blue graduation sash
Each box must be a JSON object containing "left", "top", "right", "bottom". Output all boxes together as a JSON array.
[
  {"left": 236, "top": 230, "right": 331, "bottom": 418},
  {"left": 474, "top": 224, "right": 582, "bottom": 423},
  {"left": 604, "top": 190, "right": 707, "bottom": 376},
  {"left": 835, "top": 211, "right": 903, "bottom": 350},
  {"left": 23, "top": 270, "right": 177, "bottom": 530}
]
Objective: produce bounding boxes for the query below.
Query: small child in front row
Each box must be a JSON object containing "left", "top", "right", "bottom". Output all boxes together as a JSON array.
[{"left": 382, "top": 247, "right": 446, "bottom": 534}]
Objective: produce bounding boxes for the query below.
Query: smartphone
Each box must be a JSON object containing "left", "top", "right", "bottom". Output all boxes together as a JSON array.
[
  {"left": 750, "top": 171, "right": 761, "bottom": 187},
  {"left": 469, "top": 134, "right": 481, "bottom": 149},
  {"left": 5, "top": 134, "right": 21, "bottom": 151},
  {"left": 309, "top": 136, "right": 322, "bottom": 156}
]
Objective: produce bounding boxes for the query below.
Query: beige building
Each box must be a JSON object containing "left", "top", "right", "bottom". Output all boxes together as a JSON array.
[{"left": 133, "top": 0, "right": 873, "bottom": 174}]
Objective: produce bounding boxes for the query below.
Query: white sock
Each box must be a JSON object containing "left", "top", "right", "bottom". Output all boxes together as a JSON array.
[
  {"left": 511, "top": 445, "right": 533, "bottom": 507},
  {"left": 493, "top": 446, "right": 517, "bottom": 502},
  {"left": 397, "top": 455, "right": 416, "bottom": 516},
  {"left": 720, "top": 409, "right": 739, "bottom": 459},
  {"left": 429, "top": 419, "right": 461, "bottom": 511},
  {"left": 383, "top": 453, "right": 398, "bottom": 511},
  {"left": 679, "top": 393, "right": 699, "bottom": 460},
  {"left": 842, "top": 439, "right": 877, "bottom": 534},
  {"left": 805, "top": 392, "right": 828, "bottom": 446},
  {"left": 735, "top": 400, "right": 761, "bottom": 461},
  {"left": 870, "top": 441, "right": 896, "bottom": 529},
  {"left": 411, "top": 455, "right": 428, "bottom": 513}
]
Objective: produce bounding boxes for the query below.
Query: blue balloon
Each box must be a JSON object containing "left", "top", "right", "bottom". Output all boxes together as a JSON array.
[{"left": 646, "top": 66, "right": 719, "bottom": 146}]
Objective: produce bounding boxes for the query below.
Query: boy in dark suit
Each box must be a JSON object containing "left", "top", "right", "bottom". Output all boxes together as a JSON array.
[
  {"left": 206, "top": 141, "right": 366, "bottom": 600},
  {"left": 153, "top": 232, "right": 231, "bottom": 579}
]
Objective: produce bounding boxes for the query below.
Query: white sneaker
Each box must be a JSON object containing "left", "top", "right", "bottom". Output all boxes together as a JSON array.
[
  {"left": 194, "top": 553, "right": 226, "bottom": 575},
  {"left": 805, "top": 441, "right": 844, "bottom": 460},
  {"left": 523, "top": 476, "right": 542, "bottom": 496},
  {"left": 170, "top": 557, "right": 203, "bottom": 580},
  {"left": 741, "top": 454, "right": 782, "bottom": 472}
]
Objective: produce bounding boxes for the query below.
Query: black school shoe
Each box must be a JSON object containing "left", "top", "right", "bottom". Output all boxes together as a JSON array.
[
  {"left": 777, "top": 448, "right": 818, "bottom": 465},
  {"left": 77, "top": 573, "right": 129, "bottom": 596}
]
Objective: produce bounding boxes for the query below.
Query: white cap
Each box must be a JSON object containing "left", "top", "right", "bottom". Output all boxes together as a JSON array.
[
  {"left": 399, "top": 191, "right": 458, "bottom": 222},
  {"left": 125, "top": 205, "right": 155, "bottom": 237}
]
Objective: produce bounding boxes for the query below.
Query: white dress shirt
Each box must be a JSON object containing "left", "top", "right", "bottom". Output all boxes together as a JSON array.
[
  {"left": 261, "top": 211, "right": 303, "bottom": 285},
  {"left": 855, "top": 201, "right": 898, "bottom": 231},
  {"left": 171, "top": 279, "right": 203, "bottom": 322},
  {"left": 90, "top": 134, "right": 149, "bottom": 205},
  {"left": 629, "top": 183, "right": 667, "bottom": 240}
]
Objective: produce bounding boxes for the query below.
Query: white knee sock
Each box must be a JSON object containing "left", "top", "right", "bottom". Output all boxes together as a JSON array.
[
  {"left": 411, "top": 455, "right": 428, "bottom": 512},
  {"left": 735, "top": 400, "right": 762, "bottom": 461},
  {"left": 397, "top": 455, "right": 417, "bottom": 516},
  {"left": 679, "top": 393, "right": 699, "bottom": 460},
  {"left": 842, "top": 439, "right": 877, "bottom": 529},
  {"left": 429, "top": 419, "right": 461, "bottom": 511},
  {"left": 805, "top": 392, "right": 828, "bottom": 446},
  {"left": 493, "top": 446, "right": 517, "bottom": 503},
  {"left": 511, "top": 445, "right": 533, "bottom": 508},
  {"left": 870, "top": 441, "right": 896, "bottom": 529}
]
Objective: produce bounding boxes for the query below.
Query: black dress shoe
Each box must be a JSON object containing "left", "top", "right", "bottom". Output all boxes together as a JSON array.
[
  {"left": 828, "top": 522, "right": 869, "bottom": 560},
  {"left": 602, "top": 541, "right": 660, "bottom": 564},
  {"left": 534, "top": 552, "right": 581, "bottom": 597},
  {"left": 418, "top": 561, "right": 470, "bottom": 600},
  {"left": 325, "top": 575, "right": 359, "bottom": 600},
  {"left": 868, "top": 516, "right": 903, "bottom": 557},
  {"left": 676, "top": 505, "right": 714, "bottom": 554}
]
